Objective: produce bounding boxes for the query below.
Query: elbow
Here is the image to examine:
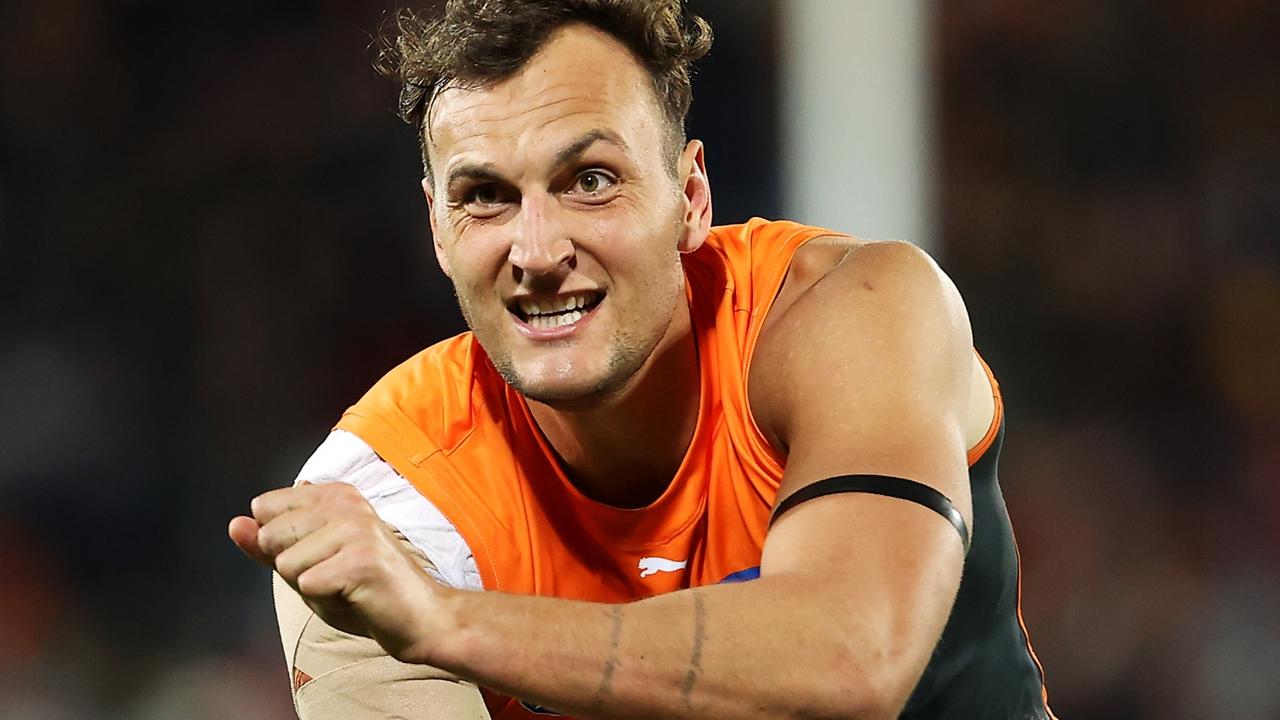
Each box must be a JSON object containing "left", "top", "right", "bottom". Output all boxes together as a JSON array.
[{"left": 820, "top": 651, "right": 917, "bottom": 720}]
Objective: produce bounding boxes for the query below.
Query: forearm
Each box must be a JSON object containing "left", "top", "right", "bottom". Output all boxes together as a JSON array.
[{"left": 423, "top": 575, "right": 907, "bottom": 720}]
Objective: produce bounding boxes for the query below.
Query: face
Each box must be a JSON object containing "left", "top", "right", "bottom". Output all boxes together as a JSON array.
[{"left": 422, "top": 24, "right": 712, "bottom": 406}]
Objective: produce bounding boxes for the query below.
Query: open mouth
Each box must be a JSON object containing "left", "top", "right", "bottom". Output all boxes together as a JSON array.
[{"left": 509, "top": 290, "right": 605, "bottom": 330}]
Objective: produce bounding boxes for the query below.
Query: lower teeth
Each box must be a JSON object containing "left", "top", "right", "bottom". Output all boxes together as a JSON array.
[{"left": 530, "top": 309, "right": 585, "bottom": 329}]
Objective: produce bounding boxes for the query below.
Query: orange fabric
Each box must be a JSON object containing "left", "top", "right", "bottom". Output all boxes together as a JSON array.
[
  {"left": 333, "top": 218, "right": 1003, "bottom": 718},
  {"left": 293, "top": 668, "right": 313, "bottom": 692},
  {"left": 967, "top": 353, "right": 1005, "bottom": 466}
]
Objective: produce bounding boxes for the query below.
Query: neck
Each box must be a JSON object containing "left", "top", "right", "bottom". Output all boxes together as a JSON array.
[{"left": 527, "top": 301, "right": 700, "bottom": 509}]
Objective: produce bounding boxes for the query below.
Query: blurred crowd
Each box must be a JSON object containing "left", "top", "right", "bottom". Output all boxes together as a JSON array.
[
  {"left": 1, "top": 1, "right": 1276, "bottom": 718},
  {"left": 941, "top": 1, "right": 1280, "bottom": 717}
]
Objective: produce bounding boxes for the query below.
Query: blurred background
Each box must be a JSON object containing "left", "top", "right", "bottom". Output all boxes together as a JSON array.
[{"left": 2, "top": 0, "right": 1277, "bottom": 718}]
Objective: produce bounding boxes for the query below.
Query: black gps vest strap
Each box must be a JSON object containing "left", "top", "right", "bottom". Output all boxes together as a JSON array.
[{"left": 770, "top": 474, "right": 970, "bottom": 554}]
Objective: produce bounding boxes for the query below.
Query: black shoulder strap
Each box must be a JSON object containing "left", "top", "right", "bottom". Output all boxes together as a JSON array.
[{"left": 770, "top": 474, "right": 970, "bottom": 554}]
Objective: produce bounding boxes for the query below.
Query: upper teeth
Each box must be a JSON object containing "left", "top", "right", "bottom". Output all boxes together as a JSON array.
[{"left": 518, "top": 293, "right": 593, "bottom": 317}]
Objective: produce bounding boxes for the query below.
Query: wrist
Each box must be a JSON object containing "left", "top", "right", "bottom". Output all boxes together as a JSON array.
[{"left": 402, "top": 580, "right": 469, "bottom": 668}]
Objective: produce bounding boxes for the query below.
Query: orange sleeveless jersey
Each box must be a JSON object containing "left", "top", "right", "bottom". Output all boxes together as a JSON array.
[{"left": 333, "top": 218, "right": 1005, "bottom": 718}]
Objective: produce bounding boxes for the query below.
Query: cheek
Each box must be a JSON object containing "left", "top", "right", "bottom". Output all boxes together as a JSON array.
[
  {"left": 443, "top": 234, "right": 508, "bottom": 287},
  {"left": 456, "top": 271, "right": 498, "bottom": 312},
  {"left": 610, "top": 249, "right": 683, "bottom": 318}
]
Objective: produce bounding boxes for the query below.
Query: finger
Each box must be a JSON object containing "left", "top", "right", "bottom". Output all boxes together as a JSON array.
[
  {"left": 251, "top": 482, "right": 369, "bottom": 526},
  {"left": 257, "top": 507, "right": 332, "bottom": 558},
  {"left": 273, "top": 521, "right": 352, "bottom": 587},
  {"left": 250, "top": 484, "right": 324, "bottom": 525},
  {"left": 228, "top": 516, "right": 273, "bottom": 568},
  {"left": 294, "top": 542, "right": 363, "bottom": 598}
]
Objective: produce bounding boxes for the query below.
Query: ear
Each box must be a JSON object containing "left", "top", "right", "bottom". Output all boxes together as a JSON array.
[
  {"left": 422, "top": 177, "right": 451, "bottom": 278},
  {"left": 676, "top": 140, "right": 712, "bottom": 254}
]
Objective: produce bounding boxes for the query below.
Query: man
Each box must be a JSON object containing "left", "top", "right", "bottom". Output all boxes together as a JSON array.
[{"left": 229, "top": 1, "right": 1054, "bottom": 718}]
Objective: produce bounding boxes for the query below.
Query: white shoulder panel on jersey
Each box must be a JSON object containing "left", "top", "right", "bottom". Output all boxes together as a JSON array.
[{"left": 294, "top": 429, "right": 483, "bottom": 591}]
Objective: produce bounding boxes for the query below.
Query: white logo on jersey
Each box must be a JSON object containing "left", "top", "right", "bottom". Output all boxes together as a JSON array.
[{"left": 638, "top": 556, "right": 688, "bottom": 578}]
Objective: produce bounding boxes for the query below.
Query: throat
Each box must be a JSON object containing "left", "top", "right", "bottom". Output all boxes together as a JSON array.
[
  {"left": 527, "top": 320, "right": 702, "bottom": 510},
  {"left": 567, "top": 463, "right": 682, "bottom": 510},
  {"left": 535, "top": 382, "right": 701, "bottom": 508}
]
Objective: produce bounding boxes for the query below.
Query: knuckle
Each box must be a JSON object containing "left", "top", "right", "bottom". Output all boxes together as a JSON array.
[
  {"left": 350, "top": 557, "right": 378, "bottom": 584},
  {"left": 275, "top": 554, "right": 301, "bottom": 582},
  {"left": 257, "top": 526, "right": 278, "bottom": 554},
  {"left": 334, "top": 483, "right": 363, "bottom": 503},
  {"left": 295, "top": 572, "right": 323, "bottom": 596},
  {"left": 343, "top": 515, "right": 378, "bottom": 538},
  {"left": 333, "top": 517, "right": 359, "bottom": 539}
]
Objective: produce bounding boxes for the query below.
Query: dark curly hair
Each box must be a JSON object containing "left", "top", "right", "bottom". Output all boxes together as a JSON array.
[{"left": 373, "top": 0, "right": 713, "bottom": 176}]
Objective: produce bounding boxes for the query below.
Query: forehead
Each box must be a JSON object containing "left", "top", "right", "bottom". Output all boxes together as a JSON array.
[{"left": 427, "top": 24, "right": 666, "bottom": 173}]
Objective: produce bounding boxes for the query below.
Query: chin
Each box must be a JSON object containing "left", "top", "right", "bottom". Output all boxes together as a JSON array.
[
  {"left": 508, "top": 370, "right": 625, "bottom": 409},
  {"left": 481, "top": 324, "right": 657, "bottom": 408},
  {"left": 501, "top": 347, "right": 647, "bottom": 409}
]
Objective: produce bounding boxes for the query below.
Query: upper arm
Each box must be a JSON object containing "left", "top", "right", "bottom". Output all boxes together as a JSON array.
[
  {"left": 277, "top": 432, "right": 491, "bottom": 718},
  {"left": 754, "top": 240, "right": 974, "bottom": 500},
  {"left": 750, "top": 240, "right": 975, "bottom": 708}
]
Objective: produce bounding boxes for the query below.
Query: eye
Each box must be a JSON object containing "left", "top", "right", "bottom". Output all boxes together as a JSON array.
[
  {"left": 467, "top": 183, "right": 502, "bottom": 206},
  {"left": 463, "top": 183, "right": 514, "bottom": 218},
  {"left": 568, "top": 170, "right": 617, "bottom": 197}
]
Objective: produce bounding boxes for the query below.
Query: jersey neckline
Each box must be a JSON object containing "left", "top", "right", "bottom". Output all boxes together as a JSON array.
[{"left": 503, "top": 270, "right": 716, "bottom": 550}]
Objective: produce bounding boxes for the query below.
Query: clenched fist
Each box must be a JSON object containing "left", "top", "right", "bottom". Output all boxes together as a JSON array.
[{"left": 228, "top": 482, "right": 452, "bottom": 665}]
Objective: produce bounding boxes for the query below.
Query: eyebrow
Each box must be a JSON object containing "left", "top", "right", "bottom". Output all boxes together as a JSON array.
[
  {"left": 444, "top": 163, "right": 504, "bottom": 191},
  {"left": 443, "top": 129, "right": 630, "bottom": 190},
  {"left": 551, "top": 128, "right": 630, "bottom": 170}
]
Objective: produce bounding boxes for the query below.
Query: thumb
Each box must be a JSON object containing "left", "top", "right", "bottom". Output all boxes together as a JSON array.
[{"left": 228, "top": 515, "right": 274, "bottom": 568}]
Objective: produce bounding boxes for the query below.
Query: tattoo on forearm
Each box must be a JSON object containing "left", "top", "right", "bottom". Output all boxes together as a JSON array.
[
  {"left": 591, "top": 605, "right": 625, "bottom": 710},
  {"left": 681, "top": 591, "right": 707, "bottom": 709}
]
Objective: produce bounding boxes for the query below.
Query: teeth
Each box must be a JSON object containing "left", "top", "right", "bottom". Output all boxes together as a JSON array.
[
  {"left": 517, "top": 293, "right": 595, "bottom": 319},
  {"left": 526, "top": 309, "right": 585, "bottom": 330}
]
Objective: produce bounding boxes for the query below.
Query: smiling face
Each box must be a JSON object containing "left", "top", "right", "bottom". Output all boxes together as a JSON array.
[{"left": 422, "top": 23, "right": 712, "bottom": 406}]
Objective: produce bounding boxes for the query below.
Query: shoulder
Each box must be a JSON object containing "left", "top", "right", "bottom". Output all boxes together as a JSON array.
[
  {"left": 354, "top": 333, "right": 478, "bottom": 409},
  {"left": 704, "top": 217, "right": 842, "bottom": 260},
  {"left": 295, "top": 428, "right": 393, "bottom": 486},
  {"left": 750, "top": 240, "right": 974, "bottom": 451},
  {"left": 805, "top": 239, "right": 958, "bottom": 301},
  {"left": 296, "top": 430, "right": 482, "bottom": 590},
  {"left": 345, "top": 332, "right": 511, "bottom": 455},
  {"left": 762, "top": 239, "right": 969, "bottom": 351},
  {"left": 691, "top": 218, "right": 859, "bottom": 324}
]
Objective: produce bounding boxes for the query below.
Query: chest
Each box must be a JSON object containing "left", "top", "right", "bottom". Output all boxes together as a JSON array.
[{"left": 481, "top": 419, "right": 782, "bottom": 601}]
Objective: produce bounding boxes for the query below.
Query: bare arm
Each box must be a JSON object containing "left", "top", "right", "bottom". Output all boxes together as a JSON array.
[{"left": 230, "top": 241, "right": 975, "bottom": 719}]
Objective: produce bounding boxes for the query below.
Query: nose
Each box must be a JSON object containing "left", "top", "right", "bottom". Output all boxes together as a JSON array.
[{"left": 507, "top": 196, "right": 575, "bottom": 277}]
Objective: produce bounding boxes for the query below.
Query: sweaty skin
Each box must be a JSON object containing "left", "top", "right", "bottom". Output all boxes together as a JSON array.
[
  {"left": 423, "top": 26, "right": 711, "bottom": 506},
  {"left": 231, "top": 23, "right": 987, "bottom": 720}
]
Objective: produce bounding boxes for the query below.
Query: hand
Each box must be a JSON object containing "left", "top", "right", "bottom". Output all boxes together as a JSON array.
[{"left": 228, "top": 482, "right": 449, "bottom": 664}]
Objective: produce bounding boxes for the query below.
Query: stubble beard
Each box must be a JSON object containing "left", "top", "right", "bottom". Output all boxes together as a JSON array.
[
  {"left": 457, "top": 283, "right": 680, "bottom": 411},
  {"left": 499, "top": 327, "right": 649, "bottom": 409},
  {"left": 455, "top": 210, "right": 688, "bottom": 409}
]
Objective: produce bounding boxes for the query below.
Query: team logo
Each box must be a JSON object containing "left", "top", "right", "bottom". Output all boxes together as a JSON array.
[{"left": 638, "top": 556, "right": 688, "bottom": 578}]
